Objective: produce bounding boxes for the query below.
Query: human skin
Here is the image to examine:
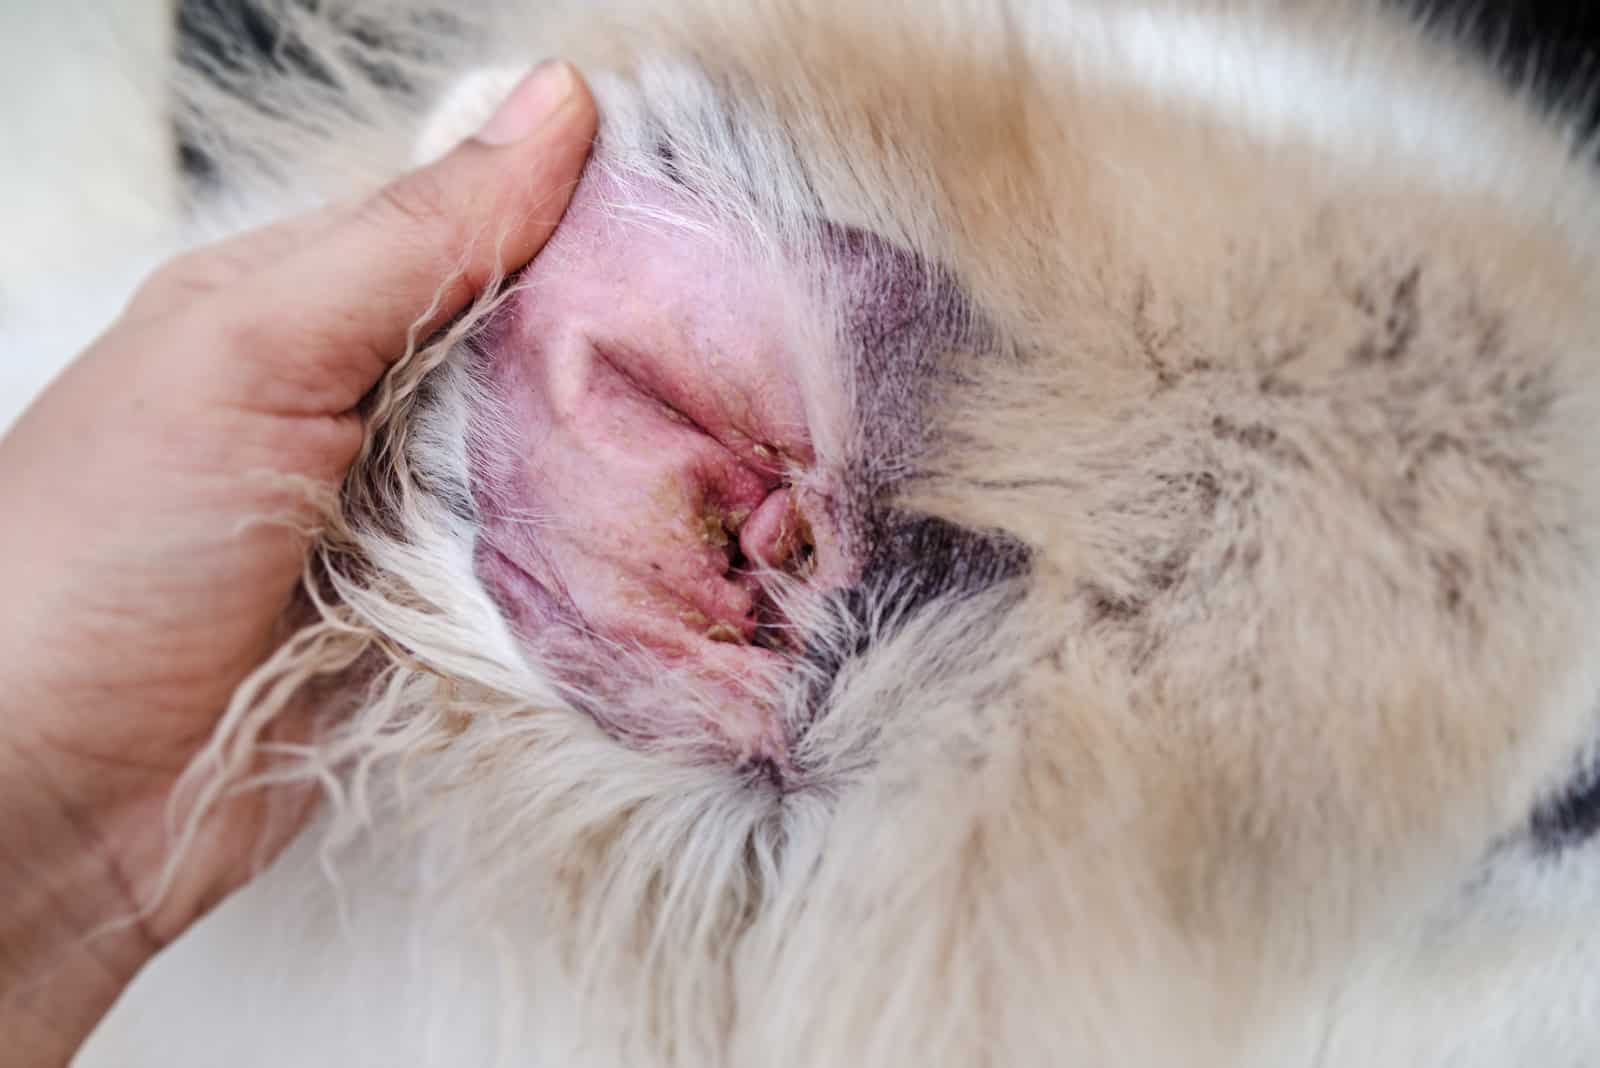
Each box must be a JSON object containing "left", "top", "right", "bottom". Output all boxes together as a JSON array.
[{"left": 0, "top": 62, "right": 596, "bottom": 1066}]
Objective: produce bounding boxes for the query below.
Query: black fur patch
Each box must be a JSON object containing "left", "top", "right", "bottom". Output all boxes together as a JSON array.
[
  {"left": 176, "top": 0, "right": 325, "bottom": 184},
  {"left": 1529, "top": 752, "right": 1600, "bottom": 852},
  {"left": 799, "top": 513, "right": 1030, "bottom": 690},
  {"left": 174, "top": 0, "right": 452, "bottom": 186},
  {"left": 1412, "top": 0, "right": 1600, "bottom": 134}
]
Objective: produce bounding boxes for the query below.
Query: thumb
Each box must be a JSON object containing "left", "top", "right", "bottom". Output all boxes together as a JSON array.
[{"left": 211, "top": 61, "right": 596, "bottom": 414}]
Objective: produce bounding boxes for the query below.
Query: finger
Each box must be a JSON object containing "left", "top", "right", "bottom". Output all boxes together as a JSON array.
[
  {"left": 204, "top": 61, "right": 597, "bottom": 414},
  {"left": 127, "top": 202, "right": 354, "bottom": 319}
]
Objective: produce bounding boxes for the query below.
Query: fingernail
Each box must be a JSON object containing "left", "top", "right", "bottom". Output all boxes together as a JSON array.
[{"left": 474, "top": 61, "right": 578, "bottom": 146}]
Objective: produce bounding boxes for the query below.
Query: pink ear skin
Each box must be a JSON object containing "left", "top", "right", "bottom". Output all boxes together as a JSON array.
[{"left": 468, "top": 168, "right": 846, "bottom": 761}]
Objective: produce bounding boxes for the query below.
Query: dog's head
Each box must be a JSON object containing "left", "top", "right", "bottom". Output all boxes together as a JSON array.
[{"left": 188, "top": 3, "right": 1600, "bottom": 1062}]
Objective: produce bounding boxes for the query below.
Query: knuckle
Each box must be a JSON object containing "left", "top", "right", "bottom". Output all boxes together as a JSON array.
[
  {"left": 366, "top": 166, "right": 481, "bottom": 298},
  {"left": 201, "top": 297, "right": 281, "bottom": 364},
  {"left": 224, "top": 313, "right": 269, "bottom": 358},
  {"left": 373, "top": 169, "right": 453, "bottom": 231},
  {"left": 132, "top": 250, "right": 215, "bottom": 312}
]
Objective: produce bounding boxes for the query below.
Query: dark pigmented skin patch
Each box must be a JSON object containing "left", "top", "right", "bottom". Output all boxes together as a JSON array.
[
  {"left": 790, "top": 223, "right": 1031, "bottom": 723},
  {"left": 823, "top": 221, "right": 995, "bottom": 504},
  {"left": 789, "top": 218, "right": 1034, "bottom": 729}
]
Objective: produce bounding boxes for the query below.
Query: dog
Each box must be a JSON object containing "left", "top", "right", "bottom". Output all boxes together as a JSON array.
[{"left": 7, "top": 1, "right": 1600, "bottom": 1064}]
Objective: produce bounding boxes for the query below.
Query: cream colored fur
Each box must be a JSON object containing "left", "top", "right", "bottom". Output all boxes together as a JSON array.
[{"left": 17, "top": 1, "right": 1600, "bottom": 1065}]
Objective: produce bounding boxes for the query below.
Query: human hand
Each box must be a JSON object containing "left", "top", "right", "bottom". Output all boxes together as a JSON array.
[{"left": 0, "top": 62, "right": 595, "bottom": 1065}]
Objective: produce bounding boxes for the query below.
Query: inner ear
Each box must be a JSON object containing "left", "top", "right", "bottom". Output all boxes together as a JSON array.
[{"left": 455, "top": 151, "right": 859, "bottom": 766}]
